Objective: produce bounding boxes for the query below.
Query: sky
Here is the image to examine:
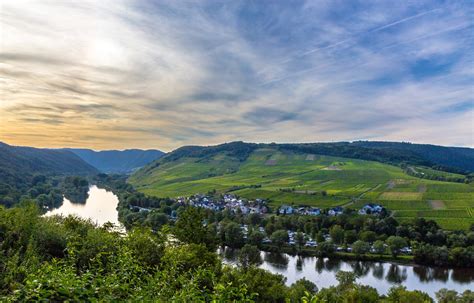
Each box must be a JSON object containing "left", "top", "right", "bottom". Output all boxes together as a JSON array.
[{"left": 1, "top": 0, "right": 473, "bottom": 151}]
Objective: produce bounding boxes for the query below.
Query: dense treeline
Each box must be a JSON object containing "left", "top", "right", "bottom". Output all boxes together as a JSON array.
[
  {"left": 0, "top": 174, "right": 63, "bottom": 209},
  {"left": 0, "top": 174, "right": 91, "bottom": 209},
  {"left": 2, "top": 204, "right": 472, "bottom": 302},
  {"left": 352, "top": 141, "right": 474, "bottom": 173},
  {"left": 141, "top": 141, "right": 474, "bottom": 178},
  {"left": 403, "top": 165, "right": 470, "bottom": 184},
  {"left": 210, "top": 208, "right": 474, "bottom": 267},
  {"left": 62, "top": 176, "right": 90, "bottom": 203}
]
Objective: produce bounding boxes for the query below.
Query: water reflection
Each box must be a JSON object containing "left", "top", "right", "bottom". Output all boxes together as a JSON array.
[
  {"left": 296, "top": 257, "right": 304, "bottom": 271},
  {"left": 386, "top": 264, "right": 407, "bottom": 284},
  {"left": 325, "top": 258, "right": 342, "bottom": 272},
  {"left": 451, "top": 268, "right": 474, "bottom": 284},
  {"left": 44, "top": 185, "right": 121, "bottom": 227},
  {"left": 373, "top": 263, "right": 385, "bottom": 280},
  {"left": 221, "top": 248, "right": 474, "bottom": 298},
  {"left": 350, "top": 261, "right": 371, "bottom": 277},
  {"left": 264, "top": 252, "right": 289, "bottom": 269}
]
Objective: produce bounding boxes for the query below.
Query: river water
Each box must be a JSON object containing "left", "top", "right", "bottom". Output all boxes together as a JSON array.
[
  {"left": 44, "top": 185, "right": 121, "bottom": 227},
  {"left": 220, "top": 247, "right": 474, "bottom": 298},
  {"left": 45, "top": 186, "right": 474, "bottom": 297}
]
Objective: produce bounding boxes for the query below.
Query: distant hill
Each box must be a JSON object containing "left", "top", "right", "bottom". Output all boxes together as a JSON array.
[
  {"left": 0, "top": 142, "right": 98, "bottom": 185},
  {"left": 66, "top": 148, "right": 164, "bottom": 173}
]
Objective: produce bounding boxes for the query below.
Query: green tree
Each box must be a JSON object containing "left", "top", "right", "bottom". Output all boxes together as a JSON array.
[
  {"left": 317, "top": 241, "right": 335, "bottom": 256},
  {"left": 344, "top": 230, "right": 358, "bottom": 245},
  {"left": 330, "top": 225, "right": 344, "bottom": 245},
  {"left": 352, "top": 240, "right": 370, "bottom": 256},
  {"left": 224, "top": 222, "right": 245, "bottom": 248},
  {"left": 436, "top": 288, "right": 459, "bottom": 303},
  {"left": 360, "top": 231, "right": 377, "bottom": 243},
  {"left": 248, "top": 230, "right": 264, "bottom": 246},
  {"left": 288, "top": 278, "right": 318, "bottom": 303},
  {"left": 295, "top": 232, "right": 305, "bottom": 249},
  {"left": 146, "top": 211, "right": 168, "bottom": 230},
  {"left": 386, "top": 286, "right": 433, "bottom": 303},
  {"left": 373, "top": 240, "right": 386, "bottom": 255},
  {"left": 335, "top": 271, "right": 357, "bottom": 290},
  {"left": 126, "top": 227, "right": 165, "bottom": 267},
  {"left": 386, "top": 236, "right": 408, "bottom": 257},
  {"left": 174, "top": 207, "right": 216, "bottom": 250},
  {"left": 270, "top": 230, "right": 289, "bottom": 247}
]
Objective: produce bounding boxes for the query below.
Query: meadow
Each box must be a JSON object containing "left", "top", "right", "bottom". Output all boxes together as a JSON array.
[{"left": 130, "top": 148, "right": 474, "bottom": 230}]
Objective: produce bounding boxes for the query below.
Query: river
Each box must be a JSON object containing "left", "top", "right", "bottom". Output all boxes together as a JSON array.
[
  {"left": 44, "top": 185, "right": 122, "bottom": 227},
  {"left": 219, "top": 247, "right": 474, "bottom": 298},
  {"left": 44, "top": 186, "right": 474, "bottom": 297}
]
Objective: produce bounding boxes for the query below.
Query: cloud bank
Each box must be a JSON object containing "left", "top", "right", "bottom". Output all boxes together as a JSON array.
[{"left": 1, "top": 0, "right": 473, "bottom": 150}]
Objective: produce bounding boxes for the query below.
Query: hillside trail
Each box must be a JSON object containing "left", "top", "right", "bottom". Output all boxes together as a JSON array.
[{"left": 341, "top": 183, "right": 382, "bottom": 207}]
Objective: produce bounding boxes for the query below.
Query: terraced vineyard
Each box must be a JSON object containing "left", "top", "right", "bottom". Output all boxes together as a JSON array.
[{"left": 130, "top": 146, "right": 474, "bottom": 230}]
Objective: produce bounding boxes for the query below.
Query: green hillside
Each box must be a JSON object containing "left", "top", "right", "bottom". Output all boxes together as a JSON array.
[
  {"left": 0, "top": 141, "right": 99, "bottom": 207},
  {"left": 130, "top": 143, "right": 474, "bottom": 230}
]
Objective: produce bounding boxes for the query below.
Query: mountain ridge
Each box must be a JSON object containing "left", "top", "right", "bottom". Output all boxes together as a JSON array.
[
  {"left": 65, "top": 148, "right": 164, "bottom": 173},
  {"left": 0, "top": 141, "right": 98, "bottom": 185}
]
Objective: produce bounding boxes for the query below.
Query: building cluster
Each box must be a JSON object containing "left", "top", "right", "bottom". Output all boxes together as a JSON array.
[
  {"left": 358, "top": 203, "right": 384, "bottom": 215},
  {"left": 278, "top": 205, "right": 321, "bottom": 216},
  {"left": 181, "top": 194, "right": 269, "bottom": 215}
]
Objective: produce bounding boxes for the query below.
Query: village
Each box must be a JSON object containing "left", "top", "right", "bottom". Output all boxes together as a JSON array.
[
  {"left": 172, "top": 194, "right": 409, "bottom": 253},
  {"left": 175, "top": 193, "right": 386, "bottom": 218}
]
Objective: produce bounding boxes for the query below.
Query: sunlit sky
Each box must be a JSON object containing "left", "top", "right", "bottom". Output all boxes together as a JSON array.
[{"left": 1, "top": 0, "right": 473, "bottom": 151}]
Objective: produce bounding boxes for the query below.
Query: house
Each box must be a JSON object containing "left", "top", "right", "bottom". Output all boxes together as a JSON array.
[
  {"left": 358, "top": 203, "right": 384, "bottom": 215},
  {"left": 306, "top": 207, "right": 321, "bottom": 216},
  {"left": 328, "top": 206, "right": 343, "bottom": 216},
  {"left": 278, "top": 205, "right": 294, "bottom": 215},
  {"left": 400, "top": 247, "right": 412, "bottom": 254}
]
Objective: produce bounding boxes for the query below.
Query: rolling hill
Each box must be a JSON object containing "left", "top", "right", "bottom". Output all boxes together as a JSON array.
[
  {"left": 65, "top": 148, "right": 164, "bottom": 173},
  {"left": 129, "top": 141, "right": 474, "bottom": 229},
  {"left": 0, "top": 142, "right": 98, "bottom": 187},
  {"left": 0, "top": 142, "right": 98, "bottom": 176}
]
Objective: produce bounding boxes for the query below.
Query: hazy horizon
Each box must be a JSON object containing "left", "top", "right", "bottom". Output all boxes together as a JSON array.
[
  {"left": 1, "top": 1, "right": 473, "bottom": 150},
  {"left": 2, "top": 138, "right": 473, "bottom": 153}
]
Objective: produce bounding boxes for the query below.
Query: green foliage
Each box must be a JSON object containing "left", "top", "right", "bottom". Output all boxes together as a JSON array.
[
  {"left": 0, "top": 204, "right": 468, "bottom": 302},
  {"left": 330, "top": 225, "right": 344, "bottom": 245},
  {"left": 174, "top": 207, "right": 217, "bottom": 250},
  {"left": 271, "top": 230, "right": 289, "bottom": 247},
  {"left": 436, "top": 288, "right": 474, "bottom": 303},
  {"left": 352, "top": 240, "right": 370, "bottom": 256},
  {"left": 373, "top": 240, "right": 386, "bottom": 255},
  {"left": 287, "top": 278, "right": 318, "bottom": 303},
  {"left": 223, "top": 222, "right": 245, "bottom": 248},
  {"left": 384, "top": 286, "right": 433, "bottom": 303},
  {"left": 386, "top": 236, "right": 408, "bottom": 257}
]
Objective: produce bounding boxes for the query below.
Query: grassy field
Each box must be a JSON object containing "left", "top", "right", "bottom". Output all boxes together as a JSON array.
[{"left": 130, "top": 148, "right": 474, "bottom": 230}]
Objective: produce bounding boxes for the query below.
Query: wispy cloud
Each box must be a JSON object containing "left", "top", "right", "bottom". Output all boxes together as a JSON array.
[{"left": 1, "top": 0, "right": 472, "bottom": 150}]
